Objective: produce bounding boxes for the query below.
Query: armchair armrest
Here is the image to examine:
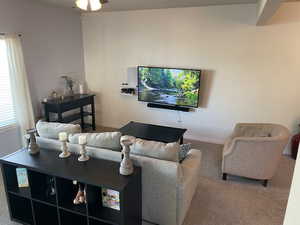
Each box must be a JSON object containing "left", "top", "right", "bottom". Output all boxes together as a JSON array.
[{"left": 224, "top": 136, "right": 287, "bottom": 157}]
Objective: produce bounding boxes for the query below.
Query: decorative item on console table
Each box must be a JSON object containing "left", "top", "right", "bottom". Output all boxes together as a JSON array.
[
  {"left": 78, "top": 135, "right": 89, "bottom": 162},
  {"left": 291, "top": 124, "right": 300, "bottom": 160},
  {"left": 61, "top": 75, "right": 75, "bottom": 96},
  {"left": 120, "top": 138, "right": 134, "bottom": 176},
  {"left": 58, "top": 132, "right": 71, "bottom": 158},
  {"left": 24, "top": 129, "right": 40, "bottom": 155}
]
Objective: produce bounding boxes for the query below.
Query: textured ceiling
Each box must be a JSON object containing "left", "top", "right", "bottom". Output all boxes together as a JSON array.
[{"left": 35, "top": 0, "right": 259, "bottom": 12}]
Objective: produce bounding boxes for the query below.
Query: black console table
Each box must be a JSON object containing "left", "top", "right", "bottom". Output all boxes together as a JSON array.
[
  {"left": 0, "top": 149, "right": 141, "bottom": 225},
  {"left": 119, "top": 121, "right": 187, "bottom": 144},
  {"left": 42, "top": 94, "right": 96, "bottom": 130}
]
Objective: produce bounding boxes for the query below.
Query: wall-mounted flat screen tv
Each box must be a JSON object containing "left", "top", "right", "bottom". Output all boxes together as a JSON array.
[{"left": 138, "top": 66, "right": 201, "bottom": 108}]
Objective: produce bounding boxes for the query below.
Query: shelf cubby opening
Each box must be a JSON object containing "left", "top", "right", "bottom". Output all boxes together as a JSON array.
[
  {"left": 29, "top": 171, "right": 57, "bottom": 205},
  {"left": 33, "top": 201, "right": 59, "bottom": 225},
  {"left": 8, "top": 193, "right": 33, "bottom": 225},
  {"left": 60, "top": 209, "right": 87, "bottom": 225},
  {"left": 87, "top": 185, "right": 121, "bottom": 224},
  {"left": 2, "top": 164, "right": 31, "bottom": 198},
  {"left": 89, "top": 218, "right": 113, "bottom": 225},
  {"left": 56, "top": 177, "right": 87, "bottom": 214}
]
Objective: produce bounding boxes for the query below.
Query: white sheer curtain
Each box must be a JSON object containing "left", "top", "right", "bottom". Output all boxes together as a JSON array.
[{"left": 4, "top": 34, "right": 35, "bottom": 144}]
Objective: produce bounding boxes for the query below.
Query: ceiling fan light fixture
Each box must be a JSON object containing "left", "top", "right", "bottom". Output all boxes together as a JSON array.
[
  {"left": 76, "top": 0, "right": 103, "bottom": 11},
  {"left": 90, "top": 0, "right": 102, "bottom": 11},
  {"left": 76, "top": 0, "right": 88, "bottom": 10}
]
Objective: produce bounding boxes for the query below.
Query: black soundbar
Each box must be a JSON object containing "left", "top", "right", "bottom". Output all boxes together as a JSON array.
[{"left": 147, "top": 103, "right": 190, "bottom": 112}]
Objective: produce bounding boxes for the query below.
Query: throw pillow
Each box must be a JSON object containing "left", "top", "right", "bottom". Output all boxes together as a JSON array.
[
  {"left": 179, "top": 143, "right": 192, "bottom": 163},
  {"left": 36, "top": 120, "right": 81, "bottom": 140},
  {"left": 69, "top": 132, "right": 122, "bottom": 151},
  {"left": 128, "top": 137, "right": 180, "bottom": 162}
]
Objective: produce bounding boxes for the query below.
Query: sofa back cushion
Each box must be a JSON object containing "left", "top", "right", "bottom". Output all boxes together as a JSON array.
[
  {"left": 121, "top": 136, "right": 180, "bottom": 162},
  {"left": 36, "top": 120, "right": 81, "bottom": 139},
  {"left": 69, "top": 132, "right": 122, "bottom": 151}
]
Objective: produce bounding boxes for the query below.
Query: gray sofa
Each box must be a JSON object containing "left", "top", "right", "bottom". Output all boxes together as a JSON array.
[
  {"left": 222, "top": 123, "right": 290, "bottom": 186},
  {"left": 36, "top": 121, "right": 202, "bottom": 225}
]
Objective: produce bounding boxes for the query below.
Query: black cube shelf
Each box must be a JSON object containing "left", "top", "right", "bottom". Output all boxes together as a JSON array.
[
  {"left": 0, "top": 149, "right": 142, "bottom": 225},
  {"left": 33, "top": 201, "right": 59, "bottom": 225}
]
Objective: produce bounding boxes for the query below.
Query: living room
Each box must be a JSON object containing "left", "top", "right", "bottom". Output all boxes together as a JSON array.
[{"left": 0, "top": 0, "right": 300, "bottom": 225}]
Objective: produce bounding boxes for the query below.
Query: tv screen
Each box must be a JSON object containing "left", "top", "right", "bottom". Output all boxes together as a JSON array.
[{"left": 138, "top": 66, "right": 201, "bottom": 108}]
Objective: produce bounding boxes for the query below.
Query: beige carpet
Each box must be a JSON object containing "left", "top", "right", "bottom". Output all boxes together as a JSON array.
[
  {"left": 182, "top": 140, "right": 294, "bottom": 225},
  {"left": 0, "top": 140, "right": 295, "bottom": 225}
]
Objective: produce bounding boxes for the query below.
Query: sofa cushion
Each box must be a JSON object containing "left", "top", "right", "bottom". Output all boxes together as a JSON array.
[
  {"left": 69, "top": 132, "right": 122, "bottom": 151},
  {"left": 121, "top": 136, "right": 180, "bottom": 162},
  {"left": 36, "top": 120, "right": 81, "bottom": 140}
]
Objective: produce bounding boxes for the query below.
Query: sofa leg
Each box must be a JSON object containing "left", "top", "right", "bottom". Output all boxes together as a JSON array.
[
  {"left": 262, "top": 180, "right": 268, "bottom": 187},
  {"left": 222, "top": 173, "right": 227, "bottom": 180}
]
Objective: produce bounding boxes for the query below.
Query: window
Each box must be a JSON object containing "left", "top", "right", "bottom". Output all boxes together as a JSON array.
[{"left": 0, "top": 39, "right": 16, "bottom": 128}]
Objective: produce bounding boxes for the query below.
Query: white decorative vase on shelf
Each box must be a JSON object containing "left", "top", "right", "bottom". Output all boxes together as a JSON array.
[
  {"left": 78, "top": 144, "right": 89, "bottom": 162},
  {"left": 59, "top": 132, "right": 71, "bottom": 158},
  {"left": 120, "top": 139, "right": 134, "bottom": 176},
  {"left": 78, "top": 135, "right": 89, "bottom": 162}
]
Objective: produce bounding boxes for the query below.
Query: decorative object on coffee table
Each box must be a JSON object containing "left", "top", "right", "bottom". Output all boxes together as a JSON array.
[
  {"left": 78, "top": 135, "right": 89, "bottom": 162},
  {"left": 291, "top": 124, "right": 300, "bottom": 160},
  {"left": 25, "top": 129, "right": 40, "bottom": 155},
  {"left": 120, "top": 138, "right": 134, "bottom": 176},
  {"left": 59, "top": 132, "right": 71, "bottom": 158}
]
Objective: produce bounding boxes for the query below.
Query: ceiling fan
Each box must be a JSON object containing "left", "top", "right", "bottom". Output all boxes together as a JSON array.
[{"left": 75, "top": 0, "right": 109, "bottom": 11}]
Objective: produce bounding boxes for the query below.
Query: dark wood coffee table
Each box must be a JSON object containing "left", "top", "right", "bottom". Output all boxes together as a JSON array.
[{"left": 119, "top": 121, "right": 187, "bottom": 144}]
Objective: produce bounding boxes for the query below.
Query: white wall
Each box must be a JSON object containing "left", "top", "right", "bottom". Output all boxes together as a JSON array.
[
  {"left": 0, "top": 0, "right": 85, "bottom": 116},
  {"left": 82, "top": 3, "right": 300, "bottom": 146},
  {"left": 0, "top": 0, "right": 85, "bottom": 154}
]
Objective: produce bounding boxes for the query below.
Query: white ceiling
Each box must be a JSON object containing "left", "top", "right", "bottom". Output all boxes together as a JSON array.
[{"left": 35, "top": 0, "right": 259, "bottom": 12}]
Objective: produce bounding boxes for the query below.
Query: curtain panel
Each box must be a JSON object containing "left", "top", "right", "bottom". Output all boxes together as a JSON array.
[{"left": 4, "top": 34, "right": 35, "bottom": 144}]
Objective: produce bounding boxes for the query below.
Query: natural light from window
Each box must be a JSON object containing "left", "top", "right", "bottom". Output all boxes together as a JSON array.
[{"left": 0, "top": 39, "right": 16, "bottom": 128}]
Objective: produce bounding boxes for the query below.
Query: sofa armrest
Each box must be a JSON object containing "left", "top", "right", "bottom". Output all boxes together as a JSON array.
[
  {"left": 177, "top": 149, "right": 202, "bottom": 225},
  {"left": 180, "top": 149, "right": 202, "bottom": 174}
]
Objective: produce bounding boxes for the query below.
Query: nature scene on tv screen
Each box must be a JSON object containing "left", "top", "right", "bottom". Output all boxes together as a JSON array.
[{"left": 138, "top": 67, "right": 200, "bottom": 107}]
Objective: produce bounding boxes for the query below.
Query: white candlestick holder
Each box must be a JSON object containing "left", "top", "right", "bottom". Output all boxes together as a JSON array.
[
  {"left": 78, "top": 144, "right": 89, "bottom": 162},
  {"left": 59, "top": 141, "right": 71, "bottom": 158},
  {"left": 120, "top": 139, "right": 134, "bottom": 176}
]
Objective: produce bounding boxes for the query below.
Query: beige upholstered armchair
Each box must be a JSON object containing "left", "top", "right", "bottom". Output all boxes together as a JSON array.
[{"left": 222, "top": 123, "right": 290, "bottom": 186}]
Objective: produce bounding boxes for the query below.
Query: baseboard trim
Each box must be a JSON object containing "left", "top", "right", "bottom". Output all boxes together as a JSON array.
[{"left": 184, "top": 135, "right": 224, "bottom": 145}]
